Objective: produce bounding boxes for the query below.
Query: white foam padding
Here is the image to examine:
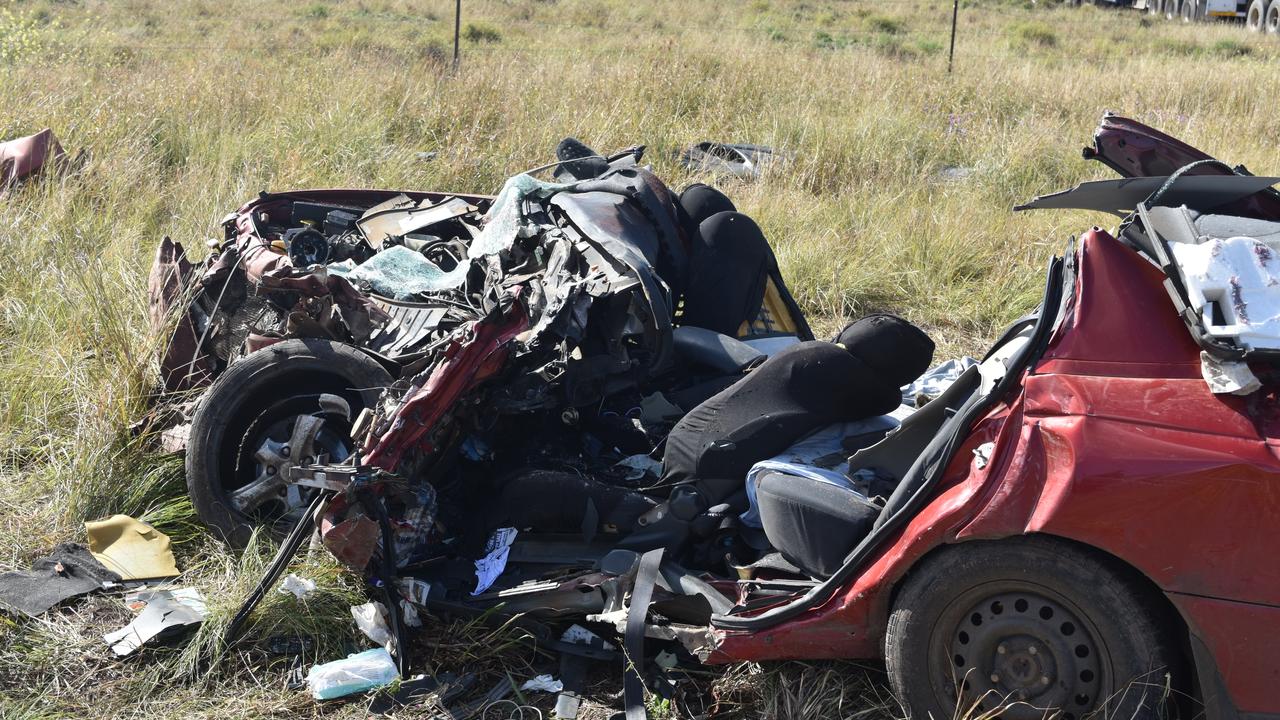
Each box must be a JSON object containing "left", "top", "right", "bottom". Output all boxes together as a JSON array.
[{"left": 1170, "top": 235, "right": 1280, "bottom": 352}]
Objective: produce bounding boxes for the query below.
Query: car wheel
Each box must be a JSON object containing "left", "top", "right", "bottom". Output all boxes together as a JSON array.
[
  {"left": 186, "top": 338, "right": 392, "bottom": 546},
  {"left": 885, "top": 536, "right": 1181, "bottom": 720},
  {"left": 1267, "top": 0, "right": 1280, "bottom": 32},
  {"left": 1247, "top": 0, "right": 1266, "bottom": 28}
]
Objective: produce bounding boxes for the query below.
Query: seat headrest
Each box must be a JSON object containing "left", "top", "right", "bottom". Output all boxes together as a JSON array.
[
  {"left": 679, "top": 183, "right": 737, "bottom": 230},
  {"left": 834, "top": 314, "right": 935, "bottom": 388}
]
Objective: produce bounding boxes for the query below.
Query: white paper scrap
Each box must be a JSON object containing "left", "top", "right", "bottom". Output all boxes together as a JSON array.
[
  {"left": 471, "top": 527, "right": 518, "bottom": 596},
  {"left": 277, "top": 573, "right": 317, "bottom": 600},
  {"left": 520, "top": 674, "right": 564, "bottom": 693}
]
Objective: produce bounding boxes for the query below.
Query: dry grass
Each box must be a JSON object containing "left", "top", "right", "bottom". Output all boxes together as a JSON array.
[{"left": 2, "top": 0, "right": 1279, "bottom": 716}]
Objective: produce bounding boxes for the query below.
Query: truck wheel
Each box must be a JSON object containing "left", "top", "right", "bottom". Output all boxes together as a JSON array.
[
  {"left": 185, "top": 339, "right": 392, "bottom": 546},
  {"left": 1165, "top": 0, "right": 1180, "bottom": 19},
  {"left": 885, "top": 536, "right": 1182, "bottom": 720},
  {"left": 1180, "top": 0, "right": 1197, "bottom": 21},
  {"left": 1247, "top": 0, "right": 1266, "bottom": 28},
  {"left": 1267, "top": 0, "right": 1280, "bottom": 32},
  {"left": 1147, "top": 0, "right": 1163, "bottom": 14}
]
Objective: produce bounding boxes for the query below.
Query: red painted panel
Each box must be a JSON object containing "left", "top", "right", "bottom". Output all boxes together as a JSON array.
[
  {"left": 1170, "top": 592, "right": 1280, "bottom": 713},
  {"left": 713, "top": 231, "right": 1280, "bottom": 714}
]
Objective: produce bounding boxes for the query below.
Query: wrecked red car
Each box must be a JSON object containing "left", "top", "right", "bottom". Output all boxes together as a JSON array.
[{"left": 152, "top": 119, "right": 1279, "bottom": 719}]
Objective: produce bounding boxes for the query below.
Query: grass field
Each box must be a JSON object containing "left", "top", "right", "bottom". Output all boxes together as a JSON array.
[{"left": 2, "top": 0, "right": 1279, "bottom": 716}]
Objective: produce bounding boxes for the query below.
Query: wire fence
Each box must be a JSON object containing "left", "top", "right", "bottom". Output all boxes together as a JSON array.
[{"left": 19, "top": 0, "right": 971, "bottom": 69}]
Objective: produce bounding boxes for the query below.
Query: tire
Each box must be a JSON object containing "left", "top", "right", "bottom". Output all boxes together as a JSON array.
[
  {"left": 885, "top": 536, "right": 1182, "bottom": 720},
  {"left": 1267, "top": 0, "right": 1280, "bottom": 32},
  {"left": 186, "top": 338, "right": 393, "bottom": 546},
  {"left": 1165, "top": 0, "right": 1180, "bottom": 19},
  {"left": 1147, "top": 0, "right": 1163, "bottom": 15},
  {"left": 1247, "top": 0, "right": 1266, "bottom": 29},
  {"left": 1180, "top": 0, "right": 1197, "bottom": 21}
]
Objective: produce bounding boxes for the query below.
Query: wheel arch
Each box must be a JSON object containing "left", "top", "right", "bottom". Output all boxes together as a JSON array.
[{"left": 886, "top": 532, "right": 1203, "bottom": 713}]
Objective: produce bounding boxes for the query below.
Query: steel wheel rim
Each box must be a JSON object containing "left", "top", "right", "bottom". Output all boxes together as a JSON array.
[{"left": 929, "top": 580, "right": 1110, "bottom": 720}]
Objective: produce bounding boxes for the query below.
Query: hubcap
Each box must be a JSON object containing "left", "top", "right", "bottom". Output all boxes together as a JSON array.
[
  {"left": 230, "top": 413, "right": 352, "bottom": 522},
  {"left": 940, "top": 589, "right": 1104, "bottom": 719}
]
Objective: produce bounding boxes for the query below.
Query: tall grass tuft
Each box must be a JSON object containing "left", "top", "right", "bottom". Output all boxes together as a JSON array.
[{"left": 2, "top": 0, "right": 1279, "bottom": 716}]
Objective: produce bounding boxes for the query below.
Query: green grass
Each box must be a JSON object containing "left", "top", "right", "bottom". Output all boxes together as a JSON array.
[{"left": 2, "top": 0, "right": 1280, "bottom": 716}]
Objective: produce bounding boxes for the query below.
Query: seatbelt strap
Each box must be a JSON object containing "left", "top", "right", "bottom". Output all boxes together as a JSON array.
[{"left": 623, "top": 547, "right": 664, "bottom": 720}]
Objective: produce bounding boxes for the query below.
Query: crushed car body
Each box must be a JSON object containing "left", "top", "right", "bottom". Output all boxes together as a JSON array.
[{"left": 150, "top": 120, "right": 1280, "bottom": 720}]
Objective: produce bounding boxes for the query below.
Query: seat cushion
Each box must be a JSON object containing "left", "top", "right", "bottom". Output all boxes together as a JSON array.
[
  {"left": 661, "top": 341, "right": 904, "bottom": 491},
  {"left": 755, "top": 470, "right": 879, "bottom": 578}
]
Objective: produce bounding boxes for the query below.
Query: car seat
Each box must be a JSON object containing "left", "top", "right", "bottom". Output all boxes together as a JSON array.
[
  {"left": 623, "top": 316, "right": 934, "bottom": 556},
  {"left": 674, "top": 185, "right": 813, "bottom": 342}
]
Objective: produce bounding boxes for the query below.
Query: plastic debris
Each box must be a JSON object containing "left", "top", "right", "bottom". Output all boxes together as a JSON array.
[
  {"left": 679, "top": 142, "right": 782, "bottom": 178},
  {"left": 472, "top": 527, "right": 518, "bottom": 596},
  {"left": 351, "top": 601, "right": 395, "bottom": 652},
  {"left": 1200, "top": 350, "right": 1263, "bottom": 396},
  {"left": 400, "top": 599, "right": 422, "bottom": 628},
  {"left": 615, "top": 454, "right": 662, "bottom": 481},
  {"left": 277, "top": 573, "right": 317, "bottom": 600},
  {"left": 84, "top": 515, "right": 179, "bottom": 580},
  {"left": 561, "top": 623, "right": 615, "bottom": 649},
  {"left": 519, "top": 674, "right": 564, "bottom": 693},
  {"left": 901, "top": 357, "right": 978, "bottom": 406},
  {"left": 104, "top": 587, "right": 207, "bottom": 656},
  {"left": 123, "top": 586, "right": 203, "bottom": 612},
  {"left": 554, "top": 692, "right": 582, "bottom": 720},
  {"left": 654, "top": 650, "right": 679, "bottom": 669},
  {"left": 306, "top": 647, "right": 400, "bottom": 700},
  {"left": 1171, "top": 235, "right": 1280, "bottom": 352}
]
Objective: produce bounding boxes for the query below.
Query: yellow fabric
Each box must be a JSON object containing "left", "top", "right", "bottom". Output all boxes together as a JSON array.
[
  {"left": 738, "top": 277, "right": 799, "bottom": 337},
  {"left": 85, "top": 515, "right": 179, "bottom": 580}
]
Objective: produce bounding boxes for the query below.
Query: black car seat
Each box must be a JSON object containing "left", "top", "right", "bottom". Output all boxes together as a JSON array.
[
  {"left": 753, "top": 470, "right": 880, "bottom": 577},
  {"left": 549, "top": 139, "right": 810, "bottom": 358},
  {"left": 756, "top": 362, "right": 980, "bottom": 578},
  {"left": 675, "top": 185, "right": 814, "bottom": 342},
  {"left": 623, "top": 315, "right": 933, "bottom": 554}
]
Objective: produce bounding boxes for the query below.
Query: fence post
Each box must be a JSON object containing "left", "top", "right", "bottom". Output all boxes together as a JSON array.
[
  {"left": 948, "top": 0, "right": 959, "bottom": 73},
  {"left": 453, "top": 0, "right": 462, "bottom": 71}
]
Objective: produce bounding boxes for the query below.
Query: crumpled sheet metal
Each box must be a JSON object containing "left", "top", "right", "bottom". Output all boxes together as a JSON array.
[
  {"left": 333, "top": 173, "right": 573, "bottom": 297},
  {"left": 149, "top": 237, "right": 215, "bottom": 392},
  {"left": 320, "top": 512, "right": 380, "bottom": 572},
  {"left": 0, "top": 128, "right": 65, "bottom": 197},
  {"left": 226, "top": 210, "right": 391, "bottom": 345},
  {"left": 85, "top": 515, "right": 179, "bottom": 580}
]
